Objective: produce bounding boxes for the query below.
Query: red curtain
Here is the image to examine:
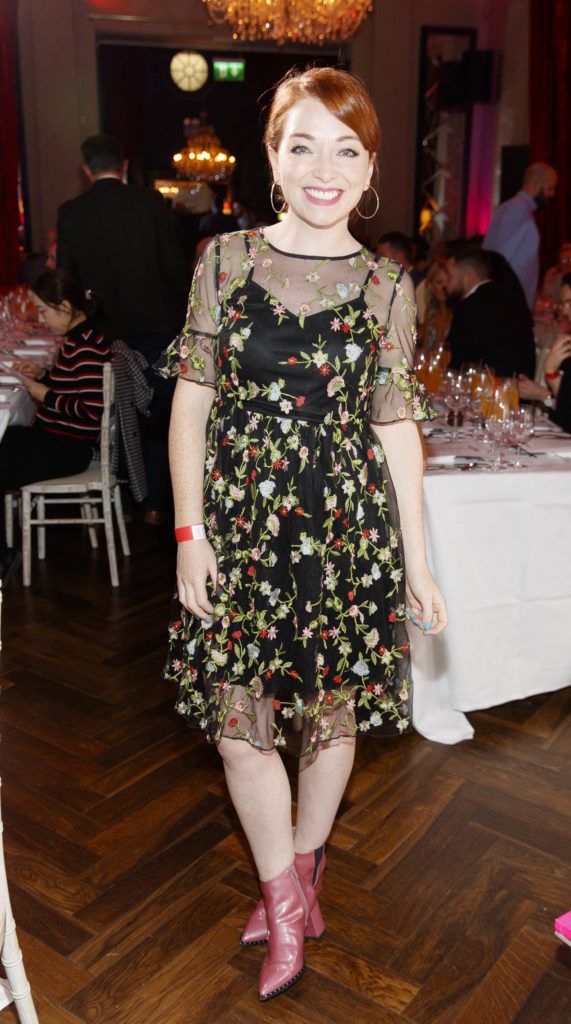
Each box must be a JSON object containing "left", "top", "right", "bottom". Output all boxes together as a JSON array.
[
  {"left": 0, "top": 0, "right": 19, "bottom": 287},
  {"left": 529, "top": 0, "right": 571, "bottom": 270}
]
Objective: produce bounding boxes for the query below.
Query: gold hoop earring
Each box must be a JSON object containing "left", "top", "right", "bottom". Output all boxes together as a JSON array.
[
  {"left": 356, "top": 185, "right": 380, "bottom": 220},
  {"left": 271, "top": 182, "right": 287, "bottom": 215}
]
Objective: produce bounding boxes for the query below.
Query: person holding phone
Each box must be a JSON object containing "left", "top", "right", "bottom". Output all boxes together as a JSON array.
[
  {"left": 518, "top": 272, "right": 571, "bottom": 434},
  {"left": 0, "top": 269, "right": 110, "bottom": 581}
]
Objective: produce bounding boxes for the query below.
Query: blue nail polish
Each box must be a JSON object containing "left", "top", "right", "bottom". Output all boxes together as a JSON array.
[{"left": 423, "top": 621, "right": 431, "bottom": 630}]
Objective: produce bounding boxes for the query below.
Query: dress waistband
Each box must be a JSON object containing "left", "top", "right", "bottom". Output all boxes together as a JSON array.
[{"left": 237, "top": 397, "right": 328, "bottom": 425}]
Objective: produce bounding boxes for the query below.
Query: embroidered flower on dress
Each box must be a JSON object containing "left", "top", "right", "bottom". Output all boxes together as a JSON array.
[
  {"left": 345, "top": 343, "right": 362, "bottom": 362},
  {"left": 326, "top": 375, "right": 344, "bottom": 397},
  {"left": 259, "top": 480, "right": 276, "bottom": 498}
]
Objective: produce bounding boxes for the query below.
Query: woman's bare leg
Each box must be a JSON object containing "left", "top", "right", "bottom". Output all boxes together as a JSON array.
[
  {"left": 218, "top": 738, "right": 294, "bottom": 881},
  {"left": 294, "top": 737, "right": 356, "bottom": 853}
]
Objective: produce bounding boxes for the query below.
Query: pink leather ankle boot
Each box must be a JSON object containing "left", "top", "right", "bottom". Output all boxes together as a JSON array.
[
  {"left": 241, "top": 845, "right": 326, "bottom": 946},
  {"left": 258, "top": 864, "right": 307, "bottom": 1001},
  {"left": 555, "top": 910, "right": 571, "bottom": 946},
  {"left": 295, "top": 846, "right": 326, "bottom": 939}
]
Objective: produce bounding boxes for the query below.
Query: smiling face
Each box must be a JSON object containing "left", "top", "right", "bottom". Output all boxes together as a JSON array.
[{"left": 268, "top": 97, "right": 374, "bottom": 230}]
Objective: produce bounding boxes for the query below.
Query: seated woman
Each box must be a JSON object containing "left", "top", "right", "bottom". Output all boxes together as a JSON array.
[
  {"left": 419, "top": 260, "right": 452, "bottom": 353},
  {"left": 518, "top": 272, "right": 571, "bottom": 434},
  {"left": 0, "top": 270, "right": 110, "bottom": 581}
]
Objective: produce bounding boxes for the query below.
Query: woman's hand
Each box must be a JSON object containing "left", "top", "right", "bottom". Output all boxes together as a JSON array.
[
  {"left": 176, "top": 538, "right": 218, "bottom": 621},
  {"left": 405, "top": 566, "right": 448, "bottom": 636},
  {"left": 544, "top": 334, "right": 571, "bottom": 376},
  {"left": 21, "top": 376, "right": 48, "bottom": 403},
  {"left": 517, "top": 375, "right": 548, "bottom": 402},
  {"left": 12, "top": 359, "right": 44, "bottom": 379}
]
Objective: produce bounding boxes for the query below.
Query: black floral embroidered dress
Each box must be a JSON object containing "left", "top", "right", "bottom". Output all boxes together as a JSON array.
[{"left": 159, "top": 228, "right": 435, "bottom": 756}]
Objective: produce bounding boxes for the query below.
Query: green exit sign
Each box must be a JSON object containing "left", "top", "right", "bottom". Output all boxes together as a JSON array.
[{"left": 213, "top": 60, "right": 245, "bottom": 82}]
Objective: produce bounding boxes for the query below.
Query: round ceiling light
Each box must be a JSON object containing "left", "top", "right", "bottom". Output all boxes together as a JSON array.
[{"left": 170, "top": 52, "right": 209, "bottom": 92}]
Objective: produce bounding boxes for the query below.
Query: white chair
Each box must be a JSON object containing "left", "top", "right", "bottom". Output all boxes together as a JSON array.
[
  {"left": 0, "top": 782, "right": 39, "bottom": 1023},
  {"left": 20, "top": 363, "right": 130, "bottom": 588},
  {"left": 3, "top": 496, "right": 18, "bottom": 551}
]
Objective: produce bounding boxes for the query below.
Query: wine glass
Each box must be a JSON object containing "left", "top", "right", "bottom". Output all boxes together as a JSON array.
[
  {"left": 443, "top": 373, "right": 468, "bottom": 442},
  {"left": 505, "top": 408, "right": 534, "bottom": 469}
]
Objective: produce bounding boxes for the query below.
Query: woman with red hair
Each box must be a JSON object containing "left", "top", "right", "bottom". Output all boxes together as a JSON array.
[{"left": 159, "top": 67, "right": 447, "bottom": 1001}]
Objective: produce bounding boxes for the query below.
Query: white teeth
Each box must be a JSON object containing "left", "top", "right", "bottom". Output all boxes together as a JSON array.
[{"left": 305, "top": 188, "right": 341, "bottom": 200}]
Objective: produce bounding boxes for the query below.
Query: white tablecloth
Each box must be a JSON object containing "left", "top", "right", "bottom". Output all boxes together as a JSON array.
[
  {"left": 0, "top": 389, "right": 37, "bottom": 442},
  {"left": 412, "top": 461, "right": 571, "bottom": 743},
  {"left": 0, "top": 333, "right": 58, "bottom": 441}
]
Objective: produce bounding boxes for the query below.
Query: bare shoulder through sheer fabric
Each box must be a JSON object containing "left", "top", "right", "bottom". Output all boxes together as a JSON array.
[{"left": 158, "top": 228, "right": 434, "bottom": 428}]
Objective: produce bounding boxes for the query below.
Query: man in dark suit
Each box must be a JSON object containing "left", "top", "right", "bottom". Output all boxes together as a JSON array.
[
  {"left": 57, "top": 135, "right": 190, "bottom": 521},
  {"left": 445, "top": 245, "right": 536, "bottom": 379}
]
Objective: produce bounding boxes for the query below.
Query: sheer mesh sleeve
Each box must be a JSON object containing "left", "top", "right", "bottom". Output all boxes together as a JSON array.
[
  {"left": 156, "top": 237, "right": 220, "bottom": 386},
  {"left": 367, "top": 264, "right": 436, "bottom": 424}
]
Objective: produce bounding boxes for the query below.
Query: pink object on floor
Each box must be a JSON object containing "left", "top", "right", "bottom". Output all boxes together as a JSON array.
[{"left": 554, "top": 910, "right": 571, "bottom": 946}]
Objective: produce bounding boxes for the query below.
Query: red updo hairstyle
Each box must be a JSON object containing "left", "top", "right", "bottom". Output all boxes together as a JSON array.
[{"left": 263, "top": 66, "right": 381, "bottom": 214}]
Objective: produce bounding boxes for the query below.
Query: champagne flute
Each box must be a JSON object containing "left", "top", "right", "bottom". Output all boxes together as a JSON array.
[
  {"left": 482, "top": 388, "right": 509, "bottom": 470},
  {"left": 469, "top": 373, "right": 489, "bottom": 438}
]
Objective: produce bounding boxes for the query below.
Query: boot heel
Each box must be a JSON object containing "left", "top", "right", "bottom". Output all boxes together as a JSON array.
[{"left": 305, "top": 899, "right": 325, "bottom": 939}]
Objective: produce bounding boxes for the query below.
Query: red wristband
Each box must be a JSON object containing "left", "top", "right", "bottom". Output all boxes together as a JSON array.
[
  {"left": 175, "top": 524, "right": 206, "bottom": 542},
  {"left": 545, "top": 370, "right": 561, "bottom": 380}
]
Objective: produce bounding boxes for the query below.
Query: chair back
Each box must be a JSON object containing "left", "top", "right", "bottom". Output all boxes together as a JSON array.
[{"left": 99, "top": 362, "right": 114, "bottom": 488}]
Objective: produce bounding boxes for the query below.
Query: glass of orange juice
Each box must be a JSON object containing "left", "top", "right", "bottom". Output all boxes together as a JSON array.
[
  {"left": 415, "top": 351, "right": 428, "bottom": 389},
  {"left": 507, "top": 376, "right": 519, "bottom": 412}
]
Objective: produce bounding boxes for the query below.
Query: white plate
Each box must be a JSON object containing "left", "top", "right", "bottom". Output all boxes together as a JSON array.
[
  {"left": 13, "top": 348, "right": 51, "bottom": 357},
  {"left": 0, "top": 376, "right": 21, "bottom": 385}
]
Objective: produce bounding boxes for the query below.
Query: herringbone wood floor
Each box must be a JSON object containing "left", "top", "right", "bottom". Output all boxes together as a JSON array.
[{"left": 0, "top": 523, "right": 570, "bottom": 1023}]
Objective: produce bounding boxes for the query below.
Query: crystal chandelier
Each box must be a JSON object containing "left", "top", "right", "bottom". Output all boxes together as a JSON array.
[
  {"left": 173, "top": 119, "right": 237, "bottom": 185},
  {"left": 202, "top": 0, "right": 373, "bottom": 45}
]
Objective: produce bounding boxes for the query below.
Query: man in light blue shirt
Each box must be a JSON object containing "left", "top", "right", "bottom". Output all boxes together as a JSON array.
[{"left": 484, "top": 163, "right": 558, "bottom": 309}]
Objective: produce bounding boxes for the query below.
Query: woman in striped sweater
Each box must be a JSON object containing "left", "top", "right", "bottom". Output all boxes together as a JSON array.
[{"left": 0, "top": 270, "right": 110, "bottom": 581}]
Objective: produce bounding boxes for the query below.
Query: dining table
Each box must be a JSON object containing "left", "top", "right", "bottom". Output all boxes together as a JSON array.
[
  {"left": 0, "top": 325, "right": 58, "bottom": 441},
  {"left": 411, "top": 408, "right": 571, "bottom": 744}
]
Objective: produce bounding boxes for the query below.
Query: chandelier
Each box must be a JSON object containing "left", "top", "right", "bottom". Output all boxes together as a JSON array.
[
  {"left": 202, "top": 0, "right": 373, "bottom": 45},
  {"left": 173, "top": 119, "right": 237, "bottom": 185}
]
